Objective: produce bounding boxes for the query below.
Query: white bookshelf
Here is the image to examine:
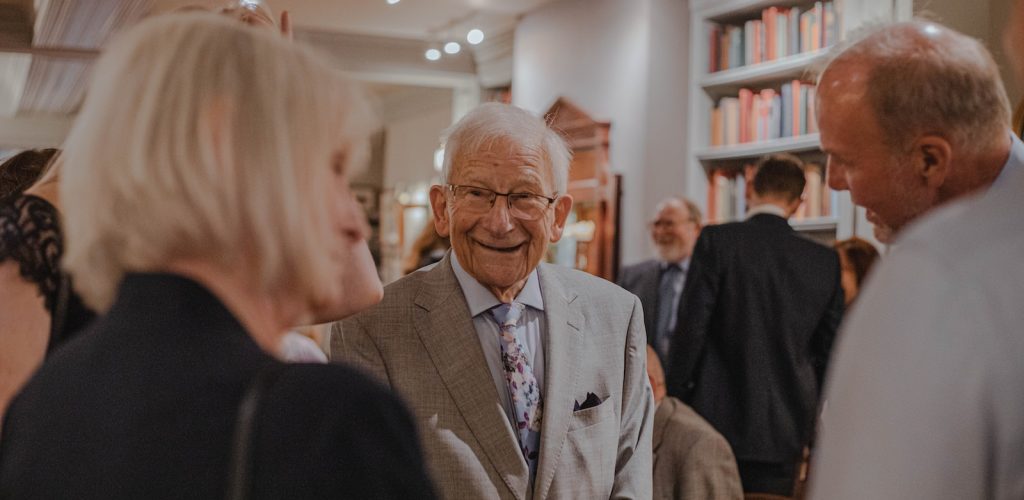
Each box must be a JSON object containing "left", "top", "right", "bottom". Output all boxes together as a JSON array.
[
  {"left": 686, "top": 0, "right": 899, "bottom": 241},
  {"left": 700, "top": 49, "right": 829, "bottom": 97},
  {"left": 695, "top": 133, "right": 820, "bottom": 163}
]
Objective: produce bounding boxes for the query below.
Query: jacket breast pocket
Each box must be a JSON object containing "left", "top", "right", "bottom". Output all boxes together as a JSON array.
[
  {"left": 559, "top": 395, "right": 617, "bottom": 497},
  {"left": 568, "top": 395, "right": 615, "bottom": 431}
]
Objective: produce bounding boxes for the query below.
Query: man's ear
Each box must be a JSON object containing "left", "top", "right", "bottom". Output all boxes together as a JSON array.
[
  {"left": 913, "top": 135, "right": 952, "bottom": 189},
  {"left": 548, "top": 194, "right": 574, "bottom": 243},
  {"left": 429, "top": 185, "right": 451, "bottom": 238}
]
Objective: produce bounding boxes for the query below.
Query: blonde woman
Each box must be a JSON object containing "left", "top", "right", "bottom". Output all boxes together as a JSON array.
[{"left": 0, "top": 13, "right": 435, "bottom": 498}]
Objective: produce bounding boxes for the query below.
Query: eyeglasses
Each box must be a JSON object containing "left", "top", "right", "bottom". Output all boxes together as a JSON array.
[
  {"left": 649, "top": 219, "right": 697, "bottom": 229},
  {"left": 447, "top": 184, "right": 557, "bottom": 221}
]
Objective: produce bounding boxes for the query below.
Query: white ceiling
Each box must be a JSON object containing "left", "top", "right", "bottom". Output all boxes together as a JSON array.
[
  {"left": 151, "top": 0, "right": 556, "bottom": 40},
  {"left": 0, "top": 0, "right": 547, "bottom": 146}
]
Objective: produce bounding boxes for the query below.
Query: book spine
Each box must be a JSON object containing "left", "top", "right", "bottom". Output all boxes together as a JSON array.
[
  {"left": 781, "top": 83, "right": 793, "bottom": 138},
  {"left": 789, "top": 7, "right": 801, "bottom": 56},
  {"left": 739, "top": 88, "right": 753, "bottom": 143},
  {"left": 791, "top": 80, "right": 802, "bottom": 137}
]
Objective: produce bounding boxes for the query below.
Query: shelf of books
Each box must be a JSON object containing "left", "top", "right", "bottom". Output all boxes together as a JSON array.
[
  {"left": 686, "top": 0, "right": 885, "bottom": 241},
  {"left": 705, "top": 160, "right": 837, "bottom": 230}
]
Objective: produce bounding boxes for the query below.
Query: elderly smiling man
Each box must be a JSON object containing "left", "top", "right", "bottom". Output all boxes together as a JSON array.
[{"left": 331, "top": 102, "right": 653, "bottom": 499}]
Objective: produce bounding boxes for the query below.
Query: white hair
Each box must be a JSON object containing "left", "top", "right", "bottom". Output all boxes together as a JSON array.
[
  {"left": 819, "top": 20, "right": 1010, "bottom": 156},
  {"left": 61, "top": 12, "right": 374, "bottom": 311},
  {"left": 440, "top": 102, "right": 572, "bottom": 194}
]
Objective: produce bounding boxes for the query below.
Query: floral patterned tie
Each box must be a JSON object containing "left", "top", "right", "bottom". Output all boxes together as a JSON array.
[{"left": 490, "top": 302, "right": 542, "bottom": 480}]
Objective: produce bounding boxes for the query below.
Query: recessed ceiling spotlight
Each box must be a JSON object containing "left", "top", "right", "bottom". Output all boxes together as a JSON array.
[
  {"left": 424, "top": 48, "right": 441, "bottom": 61},
  {"left": 386, "top": 0, "right": 400, "bottom": 4},
  {"left": 467, "top": 29, "right": 485, "bottom": 45},
  {"left": 444, "top": 41, "right": 461, "bottom": 54}
]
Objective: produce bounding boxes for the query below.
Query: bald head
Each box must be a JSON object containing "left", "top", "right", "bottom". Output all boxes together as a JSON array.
[
  {"left": 646, "top": 346, "right": 666, "bottom": 404},
  {"left": 819, "top": 21, "right": 1009, "bottom": 156},
  {"left": 816, "top": 21, "right": 1012, "bottom": 241}
]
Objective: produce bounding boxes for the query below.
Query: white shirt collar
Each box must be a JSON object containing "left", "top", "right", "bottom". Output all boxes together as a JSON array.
[
  {"left": 746, "top": 203, "right": 788, "bottom": 220},
  {"left": 993, "top": 132, "right": 1024, "bottom": 189},
  {"left": 450, "top": 252, "right": 545, "bottom": 317}
]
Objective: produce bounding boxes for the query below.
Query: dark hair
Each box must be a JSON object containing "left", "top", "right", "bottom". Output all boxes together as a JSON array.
[
  {"left": 752, "top": 153, "right": 805, "bottom": 202},
  {"left": 834, "top": 237, "right": 880, "bottom": 287},
  {"left": 0, "top": 149, "right": 59, "bottom": 199}
]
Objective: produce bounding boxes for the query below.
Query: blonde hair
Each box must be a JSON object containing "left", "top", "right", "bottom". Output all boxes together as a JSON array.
[{"left": 61, "top": 12, "right": 374, "bottom": 311}]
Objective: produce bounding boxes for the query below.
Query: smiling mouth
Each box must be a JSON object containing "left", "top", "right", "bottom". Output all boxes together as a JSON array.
[{"left": 475, "top": 240, "right": 524, "bottom": 253}]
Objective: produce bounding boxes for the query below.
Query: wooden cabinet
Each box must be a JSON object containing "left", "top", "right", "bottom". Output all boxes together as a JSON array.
[{"left": 544, "top": 98, "right": 621, "bottom": 281}]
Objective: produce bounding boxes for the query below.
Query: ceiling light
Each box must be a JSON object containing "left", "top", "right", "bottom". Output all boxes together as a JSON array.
[
  {"left": 386, "top": 0, "right": 400, "bottom": 4},
  {"left": 467, "top": 29, "right": 485, "bottom": 45},
  {"left": 444, "top": 41, "right": 461, "bottom": 54},
  {"left": 424, "top": 48, "right": 441, "bottom": 61}
]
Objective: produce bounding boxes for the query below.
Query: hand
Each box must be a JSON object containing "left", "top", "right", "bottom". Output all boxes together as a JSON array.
[{"left": 279, "top": 10, "right": 292, "bottom": 40}]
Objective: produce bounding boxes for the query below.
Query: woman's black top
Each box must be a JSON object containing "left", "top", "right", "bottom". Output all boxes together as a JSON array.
[
  {"left": 0, "top": 193, "right": 96, "bottom": 351},
  {"left": 0, "top": 273, "right": 437, "bottom": 499}
]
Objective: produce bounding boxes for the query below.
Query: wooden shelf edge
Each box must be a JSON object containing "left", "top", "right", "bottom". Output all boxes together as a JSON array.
[
  {"left": 696, "top": 133, "right": 821, "bottom": 162},
  {"left": 699, "top": 49, "right": 829, "bottom": 90}
]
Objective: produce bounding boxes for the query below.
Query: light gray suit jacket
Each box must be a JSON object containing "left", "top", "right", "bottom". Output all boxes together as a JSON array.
[
  {"left": 653, "top": 397, "right": 743, "bottom": 500},
  {"left": 331, "top": 255, "right": 654, "bottom": 499}
]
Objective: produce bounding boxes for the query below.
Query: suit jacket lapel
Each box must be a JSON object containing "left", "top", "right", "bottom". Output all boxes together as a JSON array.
[
  {"left": 413, "top": 256, "right": 530, "bottom": 498},
  {"left": 533, "top": 264, "right": 583, "bottom": 500}
]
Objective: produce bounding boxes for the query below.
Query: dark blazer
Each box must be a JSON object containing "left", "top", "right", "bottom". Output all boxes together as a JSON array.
[
  {"left": 616, "top": 259, "right": 663, "bottom": 349},
  {"left": 0, "top": 273, "right": 437, "bottom": 499},
  {"left": 665, "top": 214, "right": 843, "bottom": 468}
]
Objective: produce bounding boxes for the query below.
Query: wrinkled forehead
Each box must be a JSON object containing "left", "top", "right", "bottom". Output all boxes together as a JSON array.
[{"left": 453, "top": 135, "right": 552, "bottom": 176}]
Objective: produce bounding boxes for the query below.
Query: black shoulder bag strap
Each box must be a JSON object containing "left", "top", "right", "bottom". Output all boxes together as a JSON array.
[{"left": 226, "top": 364, "right": 286, "bottom": 500}]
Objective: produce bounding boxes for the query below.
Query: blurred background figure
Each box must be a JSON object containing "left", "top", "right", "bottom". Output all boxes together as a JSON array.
[
  {"left": 832, "top": 237, "right": 880, "bottom": 307},
  {"left": 0, "top": 150, "right": 96, "bottom": 423},
  {"left": 0, "top": 149, "right": 56, "bottom": 199},
  {"left": 617, "top": 196, "right": 703, "bottom": 365},
  {"left": 667, "top": 154, "right": 843, "bottom": 499},
  {"left": 402, "top": 216, "right": 450, "bottom": 275},
  {"left": 0, "top": 13, "right": 434, "bottom": 498},
  {"left": 647, "top": 346, "right": 742, "bottom": 500}
]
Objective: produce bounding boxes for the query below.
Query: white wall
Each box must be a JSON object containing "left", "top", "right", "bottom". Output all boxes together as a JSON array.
[
  {"left": 642, "top": 0, "right": 690, "bottom": 245},
  {"left": 913, "top": 0, "right": 1021, "bottom": 106},
  {"left": 514, "top": 0, "right": 690, "bottom": 265},
  {"left": 382, "top": 89, "right": 452, "bottom": 188}
]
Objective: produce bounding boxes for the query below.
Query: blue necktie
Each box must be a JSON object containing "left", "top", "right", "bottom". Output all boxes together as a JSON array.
[
  {"left": 490, "top": 302, "right": 542, "bottom": 482},
  {"left": 656, "top": 264, "right": 682, "bottom": 360}
]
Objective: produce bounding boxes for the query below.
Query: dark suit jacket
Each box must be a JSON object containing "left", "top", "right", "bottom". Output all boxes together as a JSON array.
[
  {"left": 0, "top": 273, "right": 437, "bottom": 499},
  {"left": 665, "top": 213, "right": 843, "bottom": 467},
  {"left": 616, "top": 259, "right": 664, "bottom": 349}
]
